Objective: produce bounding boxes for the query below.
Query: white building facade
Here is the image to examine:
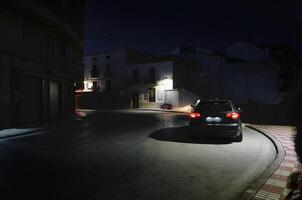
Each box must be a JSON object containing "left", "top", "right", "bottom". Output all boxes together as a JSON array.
[
  {"left": 171, "top": 43, "right": 280, "bottom": 104},
  {"left": 82, "top": 49, "right": 126, "bottom": 93},
  {"left": 224, "top": 42, "right": 279, "bottom": 104},
  {"left": 127, "top": 59, "right": 199, "bottom": 109},
  {"left": 82, "top": 48, "right": 156, "bottom": 93}
]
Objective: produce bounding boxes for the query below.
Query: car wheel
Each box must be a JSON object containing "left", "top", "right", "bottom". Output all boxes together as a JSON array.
[{"left": 234, "top": 133, "right": 243, "bottom": 142}]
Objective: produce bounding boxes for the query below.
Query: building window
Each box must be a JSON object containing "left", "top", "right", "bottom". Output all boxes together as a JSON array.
[
  {"left": 149, "top": 68, "right": 156, "bottom": 83},
  {"left": 132, "top": 69, "right": 139, "bottom": 84},
  {"left": 90, "top": 65, "right": 99, "bottom": 78},
  {"left": 106, "top": 55, "right": 111, "bottom": 59},
  {"left": 92, "top": 81, "right": 98, "bottom": 91},
  {"left": 148, "top": 88, "right": 156, "bottom": 102},
  {"left": 104, "top": 64, "right": 112, "bottom": 77}
]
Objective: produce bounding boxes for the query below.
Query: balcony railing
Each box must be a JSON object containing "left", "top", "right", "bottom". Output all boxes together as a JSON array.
[
  {"left": 129, "top": 79, "right": 157, "bottom": 86},
  {"left": 90, "top": 68, "right": 99, "bottom": 78}
]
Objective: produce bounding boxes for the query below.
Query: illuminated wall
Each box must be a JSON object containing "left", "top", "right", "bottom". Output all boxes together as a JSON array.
[{"left": 128, "top": 60, "right": 199, "bottom": 108}]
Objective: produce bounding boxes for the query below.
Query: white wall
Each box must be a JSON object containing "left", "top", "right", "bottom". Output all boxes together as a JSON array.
[
  {"left": 227, "top": 42, "right": 270, "bottom": 62},
  {"left": 170, "top": 45, "right": 279, "bottom": 104},
  {"left": 128, "top": 61, "right": 174, "bottom": 107},
  {"left": 222, "top": 62, "right": 279, "bottom": 104},
  {"left": 164, "top": 90, "right": 179, "bottom": 106},
  {"left": 127, "top": 61, "right": 173, "bottom": 85},
  {"left": 178, "top": 89, "right": 200, "bottom": 107},
  {"left": 170, "top": 47, "right": 223, "bottom": 98},
  {"left": 83, "top": 50, "right": 127, "bottom": 92},
  {"left": 95, "top": 51, "right": 126, "bottom": 91},
  {"left": 127, "top": 61, "right": 202, "bottom": 108},
  {"left": 83, "top": 56, "right": 94, "bottom": 80},
  {"left": 196, "top": 54, "right": 222, "bottom": 98}
]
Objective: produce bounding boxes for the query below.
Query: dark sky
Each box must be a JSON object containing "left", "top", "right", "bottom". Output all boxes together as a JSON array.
[{"left": 84, "top": 0, "right": 302, "bottom": 56}]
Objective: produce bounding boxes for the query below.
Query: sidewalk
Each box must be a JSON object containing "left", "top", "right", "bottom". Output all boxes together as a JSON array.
[
  {"left": 0, "top": 111, "right": 92, "bottom": 140},
  {"left": 132, "top": 105, "right": 193, "bottom": 113},
  {"left": 247, "top": 125, "right": 300, "bottom": 200},
  {"left": 0, "top": 127, "right": 45, "bottom": 139}
]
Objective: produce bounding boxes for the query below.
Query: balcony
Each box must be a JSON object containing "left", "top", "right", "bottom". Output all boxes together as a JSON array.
[
  {"left": 90, "top": 67, "right": 99, "bottom": 79},
  {"left": 129, "top": 78, "right": 157, "bottom": 86}
]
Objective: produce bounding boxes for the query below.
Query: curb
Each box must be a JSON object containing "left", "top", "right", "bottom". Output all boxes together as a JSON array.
[
  {"left": 239, "top": 125, "right": 286, "bottom": 200},
  {"left": 0, "top": 128, "right": 45, "bottom": 140},
  {"left": 130, "top": 108, "right": 190, "bottom": 114},
  {"left": 0, "top": 115, "right": 85, "bottom": 140}
]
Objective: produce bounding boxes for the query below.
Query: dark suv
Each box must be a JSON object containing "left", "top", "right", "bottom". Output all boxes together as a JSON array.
[{"left": 189, "top": 100, "right": 242, "bottom": 142}]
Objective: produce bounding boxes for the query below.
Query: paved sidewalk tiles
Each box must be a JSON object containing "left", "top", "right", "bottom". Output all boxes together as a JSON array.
[{"left": 250, "top": 125, "right": 301, "bottom": 200}]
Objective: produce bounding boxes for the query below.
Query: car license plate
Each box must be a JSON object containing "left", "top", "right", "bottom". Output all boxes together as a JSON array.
[{"left": 205, "top": 117, "right": 222, "bottom": 122}]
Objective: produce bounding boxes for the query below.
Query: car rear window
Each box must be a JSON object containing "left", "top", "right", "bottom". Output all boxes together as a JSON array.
[{"left": 195, "top": 101, "right": 232, "bottom": 112}]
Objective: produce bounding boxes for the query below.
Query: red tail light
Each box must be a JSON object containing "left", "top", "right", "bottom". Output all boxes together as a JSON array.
[
  {"left": 226, "top": 112, "right": 240, "bottom": 119},
  {"left": 190, "top": 112, "right": 201, "bottom": 118}
]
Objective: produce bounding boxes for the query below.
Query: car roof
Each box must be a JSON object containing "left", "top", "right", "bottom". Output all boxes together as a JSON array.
[{"left": 199, "top": 99, "right": 232, "bottom": 103}]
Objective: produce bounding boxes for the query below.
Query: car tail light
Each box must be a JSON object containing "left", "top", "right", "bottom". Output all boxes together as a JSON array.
[
  {"left": 190, "top": 112, "right": 201, "bottom": 118},
  {"left": 226, "top": 112, "right": 240, "bottom": 119}
]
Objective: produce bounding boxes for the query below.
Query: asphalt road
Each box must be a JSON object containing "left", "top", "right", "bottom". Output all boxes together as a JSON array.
[{"left": 0, "top": 110, "right": 276, "bottom": 200}]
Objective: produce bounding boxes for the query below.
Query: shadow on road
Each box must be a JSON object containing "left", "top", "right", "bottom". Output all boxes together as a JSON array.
[{"left": 149, "top": 126, "right": 232, "bottom": 145}]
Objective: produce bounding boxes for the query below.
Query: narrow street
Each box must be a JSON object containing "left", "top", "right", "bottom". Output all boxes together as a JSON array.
[{"left": 0, "top": 110, "right": 276, "bottom": 200}]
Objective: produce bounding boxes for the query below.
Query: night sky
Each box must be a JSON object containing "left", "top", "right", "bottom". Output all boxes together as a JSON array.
[{"left": 84, "top": 0, "right": 302, "bottom": 56}]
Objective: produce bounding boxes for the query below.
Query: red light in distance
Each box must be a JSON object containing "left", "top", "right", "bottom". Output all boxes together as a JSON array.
[{"left": 190, "top": 112, "right": 201, "bottom": 118}]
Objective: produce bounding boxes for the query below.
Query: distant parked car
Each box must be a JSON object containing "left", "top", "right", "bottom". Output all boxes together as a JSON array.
[
  {"left": 189, "top": 99, "right": 242, "bottom": 142},
  {"left": 161, "top": 103, "right": 172, "bottom": 110}
]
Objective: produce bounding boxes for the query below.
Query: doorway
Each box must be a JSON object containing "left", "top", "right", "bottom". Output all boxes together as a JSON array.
[{"left": 132, "top": 92, "right": 139, "bottom": 108}]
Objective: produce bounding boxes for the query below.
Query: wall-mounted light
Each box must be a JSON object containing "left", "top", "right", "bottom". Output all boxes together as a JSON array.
[
  {"left": 83, "top": 80, "right": 93, "bottom": 91},
  {"left": 157, "top": 78, "right": 173, "bottom": 90}
]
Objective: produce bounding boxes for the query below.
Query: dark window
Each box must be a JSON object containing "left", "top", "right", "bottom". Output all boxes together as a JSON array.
[
  {"left": 148, "top": 88, "right": 156, "bottom": 102},
  {"left": 104, "top": 64, "right": 112, "bottom": 77},
  {"left": 106, "top": 55, "right": 111, "bottom": 59},
  {"left": 90, "top": 65, "right": 99, "bottom": 78},
  {"left": 149, "top": 68, "right": 156, "bottom": 83},
  {"left": 93, "top": 57, "right": 97, "bottom": 61},
  {"left": 195, "top": 101, "right": 232, "bottom": 112},
  {"left": 105, "top": 80, "right": 111, "bottom": 91},
  {"left": 132, "top": 69, "right": 139, "bottom": 84},
  {"left": 92, "top": 81, "right": 98, "bottom": 91}
]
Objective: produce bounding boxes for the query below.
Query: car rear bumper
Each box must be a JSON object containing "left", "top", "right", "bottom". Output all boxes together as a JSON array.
[{"left": 190, "top": 123, "right": 241, "bottom": 137}]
